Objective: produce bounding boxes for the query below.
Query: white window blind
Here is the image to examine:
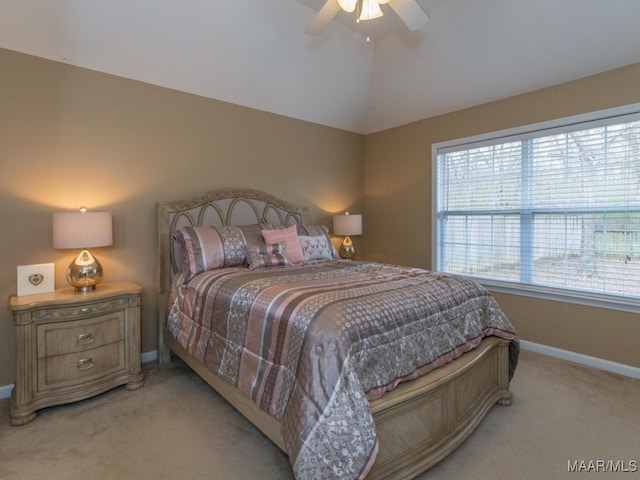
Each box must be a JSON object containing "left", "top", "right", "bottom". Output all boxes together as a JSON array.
[{"left": 435, "top": 109, "right": 640, "bottom": 307}]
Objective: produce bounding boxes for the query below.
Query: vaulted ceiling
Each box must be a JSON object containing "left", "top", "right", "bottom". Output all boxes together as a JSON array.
[{"left": 1, "top": 0, "right": 640, "bottom": 134}]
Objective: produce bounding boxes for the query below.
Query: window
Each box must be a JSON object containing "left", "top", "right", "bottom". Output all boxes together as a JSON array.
[{"left": 433, "top": 105, "right": 640, "bottom": 312}]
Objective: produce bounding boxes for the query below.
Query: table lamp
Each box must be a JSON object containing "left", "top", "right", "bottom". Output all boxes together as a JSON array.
[
  {"left": 53, "top": 207, "right": 113, "bottom": 292},
  {"left": 333, "top": 212, "right": 362, "bottom": 260}
]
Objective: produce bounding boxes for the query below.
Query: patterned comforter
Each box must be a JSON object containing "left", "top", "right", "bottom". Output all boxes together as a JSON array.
[{"left": 167, "top": 260, "right": 519, "bottom": 479}]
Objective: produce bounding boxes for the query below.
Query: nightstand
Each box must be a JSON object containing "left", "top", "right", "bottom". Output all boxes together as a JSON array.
[{"left": 8, "top": 281, "right": 145, "bottom": 425}]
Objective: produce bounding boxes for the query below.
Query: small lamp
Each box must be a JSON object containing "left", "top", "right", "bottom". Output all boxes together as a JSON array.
[
  {"left": 53, "top": 207, "right": 113, "bottom": 293},
  {"left": 333, "top": 212, "right": 362, "bottom": 260}
]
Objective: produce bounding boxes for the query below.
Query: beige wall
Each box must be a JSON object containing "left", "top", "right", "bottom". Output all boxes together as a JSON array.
[
  {"left": 2, "top": 46, "right": 638, "bottom": 388},
  {"left": 0, "top": 48, "right": 364, "bottom": 386},
  {"left": 364, "top": 62, "right": 640, "bottom": 368}
]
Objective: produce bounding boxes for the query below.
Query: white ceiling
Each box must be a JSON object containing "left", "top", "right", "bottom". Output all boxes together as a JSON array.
[{"left": 1, "top": 0, "right": 640, "bottom": 134}]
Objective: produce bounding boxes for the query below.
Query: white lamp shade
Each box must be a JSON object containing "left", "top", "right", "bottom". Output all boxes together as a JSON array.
[
  {"left": 53, "top": 211, "right": 113, "bottom": 249},
  {"left": 333, "top": 213, "right": 362, "bottom": 236}
]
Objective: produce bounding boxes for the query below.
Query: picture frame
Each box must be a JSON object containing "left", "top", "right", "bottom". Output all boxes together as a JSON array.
[{"left": 17, "top": 263, "right": 55, "bottom": 296}]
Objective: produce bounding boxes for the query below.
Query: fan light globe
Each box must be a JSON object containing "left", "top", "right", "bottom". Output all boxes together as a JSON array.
[
  {"left": 337, "top": 0, "right": 357, "bottom": 12},
  {"left": 359, "top": 0, "right": 383, "bottom": 20},
  {"left": 305, "top": 0, "right": 429, "bottom": 37}
]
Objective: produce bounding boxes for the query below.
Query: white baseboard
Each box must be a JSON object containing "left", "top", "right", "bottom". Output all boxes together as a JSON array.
[
  {"left": 141, "top": 350, "right": 158, "bottom": 364},
  {"left": 0, "top": 383, "right": 13, "bottom": 400},
  {"left": 519, "top": 340, "right": 640, "bottom": 379},
  {"left": 0, "top": 350, "right": 160, "bottom": 400},
  {"left": 1, "top": 345, "right": 637, "bottom": 400}
]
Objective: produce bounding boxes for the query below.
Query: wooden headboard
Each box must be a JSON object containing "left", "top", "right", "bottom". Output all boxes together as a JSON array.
[{"left": 155, "top": 187, "right": 307, "bottom": 363}]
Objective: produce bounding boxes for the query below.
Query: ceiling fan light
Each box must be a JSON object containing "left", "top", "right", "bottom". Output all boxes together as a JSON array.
[
  {"left": 359, "top": 0, "right": 383, "bottom": 21},
  {"left": 337, "top": 0, "right": 357, "bottom": 13}
]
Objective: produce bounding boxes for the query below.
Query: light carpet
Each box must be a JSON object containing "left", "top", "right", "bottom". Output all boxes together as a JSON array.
[{"left": 1, "top": 349, "right": 638, "bottom": 480}]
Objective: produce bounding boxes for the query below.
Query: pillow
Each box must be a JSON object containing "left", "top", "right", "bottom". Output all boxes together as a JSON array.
[
  {"left": 246, "top": 243, "right": 289, "bottom": 270},
  {"left": 174, "top": 224, "right": 261, "bottom": 282},
  {"left": 299, "top": 235, "right": 334, "bottom": 261},
  {"left": 215, "top": 225, "right": 252, "bottom": 266},
  {"left": 174, "top": 226, "right": 226, "bottom": 282},
  {"left": 237, "top": 224, "right": 265, "bottom": 252},
  {"left": 262, "top": 225, "right": 305, "bottom": 264},
  {"left": 297, "top": 224, "right": 338, "bottom": 258}
]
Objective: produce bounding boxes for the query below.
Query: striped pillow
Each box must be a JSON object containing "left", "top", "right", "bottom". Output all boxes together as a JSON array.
[
  {"left": 174, "top": 226, "right": 225, "bottom": 282},
  {"left": 246, "top": 243, "right": 289, "bottom": 270},
  {"left": 174, "top": 225, "right": 261, "bottom": 282}
]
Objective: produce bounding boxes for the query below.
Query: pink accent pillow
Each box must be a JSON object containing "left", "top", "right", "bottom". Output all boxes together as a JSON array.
[{"left": 262, "top": 225, "right": 305, "bottom": 264}]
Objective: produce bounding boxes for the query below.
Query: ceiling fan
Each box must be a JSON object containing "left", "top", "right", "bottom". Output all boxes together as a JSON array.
[{"left": 305, "top": 0, "right": 430, "bottom": 36}]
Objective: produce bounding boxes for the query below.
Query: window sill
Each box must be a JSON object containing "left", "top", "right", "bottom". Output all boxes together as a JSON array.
[{"left": 467, "top": 277, "right": 640, "bottom": 314}]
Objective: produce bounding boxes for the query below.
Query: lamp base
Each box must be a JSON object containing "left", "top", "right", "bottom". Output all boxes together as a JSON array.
[
  {"left": 67, "top": 249, "right": 103, "bottom": 293},
  {"left": 339, "top": 236, "right": 356, "bottom": 260}
]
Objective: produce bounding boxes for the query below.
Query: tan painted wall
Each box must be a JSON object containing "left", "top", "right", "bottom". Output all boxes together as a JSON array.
[
  {"left": 2, "top": 46, "right": 637, "bottom": 389},
  {"left": 0, "top": 48, "right": 364, "bottom": 386},
  {"left": 364, "top": 63, "right": 640, "bottom": 368}
]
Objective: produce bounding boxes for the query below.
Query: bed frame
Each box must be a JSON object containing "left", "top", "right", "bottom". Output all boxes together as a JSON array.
[{"left": 156, "top": 187, "right": 513, "bottom": 480}]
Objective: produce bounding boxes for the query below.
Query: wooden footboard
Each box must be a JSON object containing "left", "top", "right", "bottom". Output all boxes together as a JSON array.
[
  {"left": 162, "top": 326, "right": 511, "bottom": 480},
  {"left": 367, "top": 336, "right": 512, "bottom": 479}
]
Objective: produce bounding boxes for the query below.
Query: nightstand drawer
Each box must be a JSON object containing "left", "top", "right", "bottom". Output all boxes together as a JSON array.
[
  {"left": 37, "top": 341, "right": 125, "bottom": 391},
  {"left": 36, "top": 313, "right": 125, "bottom": 358}
]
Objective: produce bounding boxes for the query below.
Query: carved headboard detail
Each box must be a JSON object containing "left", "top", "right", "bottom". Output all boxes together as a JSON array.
[{"left": 156, "top": 187, "right": 307, "bottom": 294}]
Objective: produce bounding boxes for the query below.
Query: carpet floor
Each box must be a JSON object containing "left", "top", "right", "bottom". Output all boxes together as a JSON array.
[{"left": 1, "top": 349, "right": 638, "bottom": 480}]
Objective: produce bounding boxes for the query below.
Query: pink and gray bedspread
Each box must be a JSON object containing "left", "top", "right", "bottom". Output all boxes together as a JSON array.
[{"left": 167, "top": 259, "right": 519, "bottom": 480}]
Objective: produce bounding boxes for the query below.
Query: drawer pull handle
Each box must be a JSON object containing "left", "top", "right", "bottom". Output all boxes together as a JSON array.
[
  {"left": 77, "top": 358, "right": 95, "bottom": 370},
  {"left": 79, "top": 307, "right": 91, "bottom": 314},
  {"left": 76, "top": 333, "right": 95, "bottom": 345}
]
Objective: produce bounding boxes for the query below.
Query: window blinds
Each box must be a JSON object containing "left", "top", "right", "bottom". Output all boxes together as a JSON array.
[{"left": 436, "top": 112, "right": 640, "bottom": 299}]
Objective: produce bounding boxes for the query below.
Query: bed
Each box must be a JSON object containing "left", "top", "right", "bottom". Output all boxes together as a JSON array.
[{"left": 156, "top": 187, "right": 519, "bottom": 480}]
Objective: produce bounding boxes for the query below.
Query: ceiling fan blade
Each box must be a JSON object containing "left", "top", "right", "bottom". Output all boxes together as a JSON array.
[
  {"left": 388, "top": 0, "right": 430, "bottom": 31},
  {"left": 305, "top": 0, "right": 341, "bottom": 35}
]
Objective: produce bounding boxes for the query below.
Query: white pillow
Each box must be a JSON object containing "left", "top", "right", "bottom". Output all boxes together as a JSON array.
[{"left": 299, "top": 235, "right": 334, "bottom": 261}]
